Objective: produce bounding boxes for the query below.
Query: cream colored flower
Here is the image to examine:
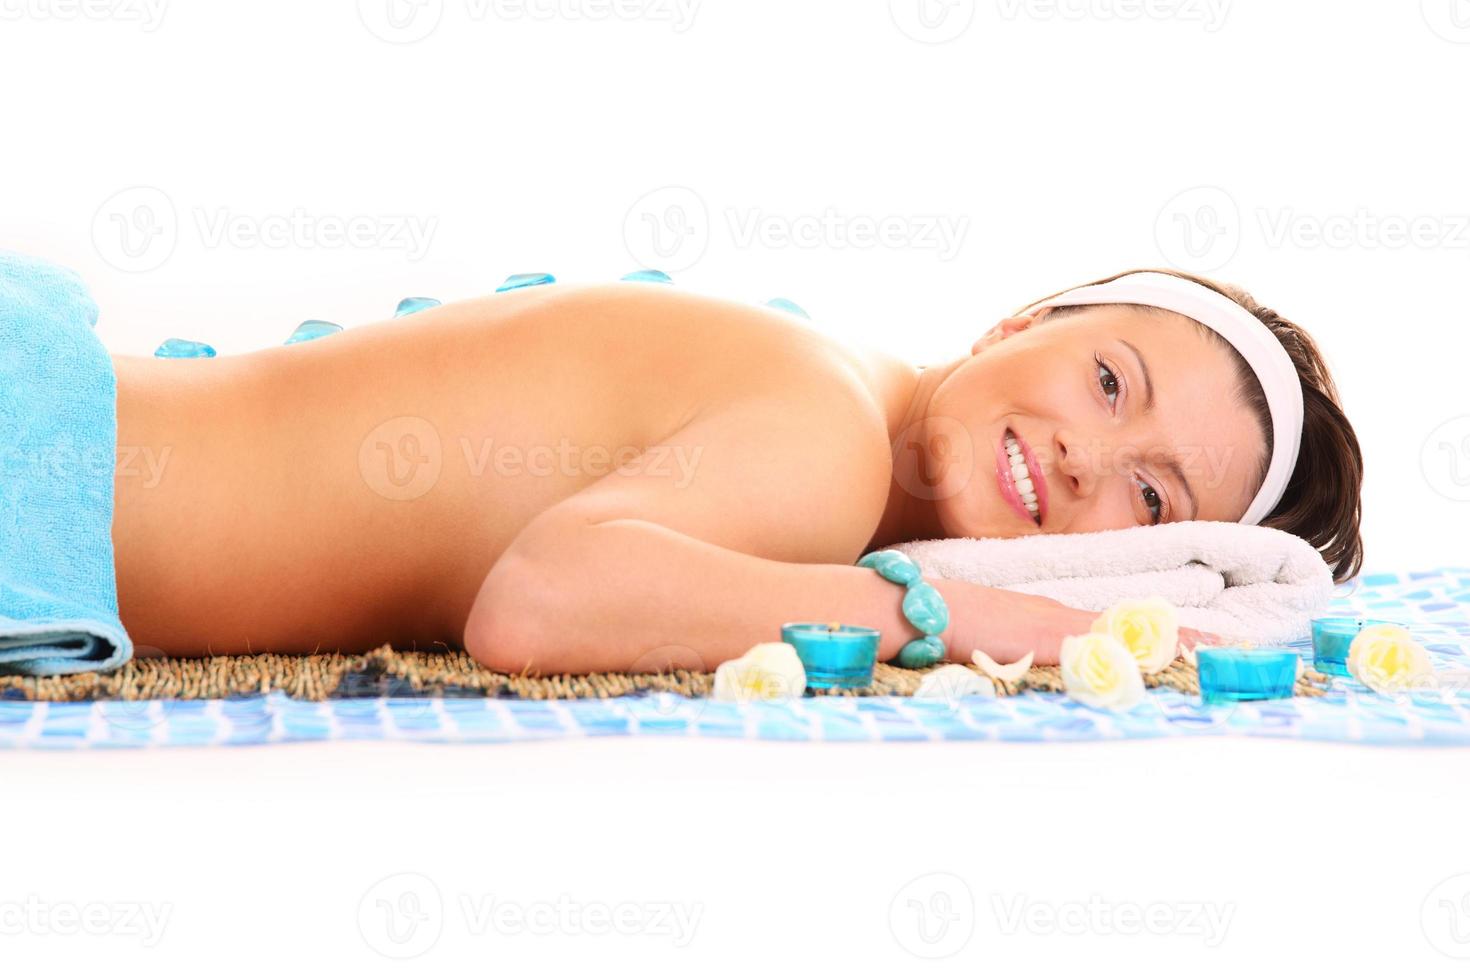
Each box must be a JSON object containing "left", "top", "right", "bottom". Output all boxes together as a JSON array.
[
  {"left": 712, "top": 642, "right": 807, "bottom": 701},
  {"left": 915, "top": 664, "right": 996, "bottom": 700},
  {"left": 1092, "top": 597, "right": 1180, "bottom": 675},
  {"left": 970, "top": 648, "right": 1034, "bottom": 684},
  {"left": 1347, "top": 624, "right": 1435, "bottom": 694},
  {"left": 1060, "top": 633, "right": 1146, "bottom": 711}
]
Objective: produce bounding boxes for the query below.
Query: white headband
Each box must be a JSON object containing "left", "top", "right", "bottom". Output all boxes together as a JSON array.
[{"left": 1022, "top": 272, "right": 1302, "bottom": 526}]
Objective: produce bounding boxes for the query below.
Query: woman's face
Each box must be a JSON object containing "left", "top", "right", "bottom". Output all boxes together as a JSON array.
[{"left": 920, "top": 304, "right": 1267, "bottom": 539}]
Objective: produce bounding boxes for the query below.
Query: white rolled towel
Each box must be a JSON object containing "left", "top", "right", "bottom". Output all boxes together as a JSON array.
[{"left": 892, "top": 521, "right": 1335, "bottom": 646}]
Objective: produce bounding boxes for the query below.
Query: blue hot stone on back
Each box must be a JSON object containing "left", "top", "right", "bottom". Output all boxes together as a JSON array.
[
  {"left": 153, "top": 337, "right": 216, "bottom": 358},
  {"left": 394, "top": 297, "right": 441, "bottom": 317},
  {"left": 496, "top": 272, "right": 555, "bottom": 292},
  {"left": 902, "top": 581, "right": 949, "bottom": 635},
  {"left": 858, "top": 550, "right": 922, "bottom": 586},
  {"left": 284, "top": 320, "right": 343, "bottom": 345},
  {"left": 620, "top": 269, "right": 673, "bottom": 284},
  {"left": 764, "top": 297, "right": 809, "bottom": 319}
]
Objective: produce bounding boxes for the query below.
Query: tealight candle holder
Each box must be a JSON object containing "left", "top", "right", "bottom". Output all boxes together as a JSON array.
[
  {"left": 1311, "top": 617, "right": 1396, "bottom": 677},
  {"left": 1196, "top": 647, "right": 1298, "bottom": 704},
  {"left": 780, "top": 622, "right": 880, "bottom": 690}
]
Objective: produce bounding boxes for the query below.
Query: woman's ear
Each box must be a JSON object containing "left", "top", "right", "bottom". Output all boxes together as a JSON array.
[{"left": 971, "top": 313, "right": 1036, "bottom": 355}]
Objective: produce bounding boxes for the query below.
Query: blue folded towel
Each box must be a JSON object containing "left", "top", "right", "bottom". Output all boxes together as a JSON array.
[{"left": 0, "top": 250, "right": 132, "bottom": 675}]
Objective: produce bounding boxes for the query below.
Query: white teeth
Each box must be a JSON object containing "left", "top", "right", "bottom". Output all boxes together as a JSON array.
[{"left": 1005, "top": 432, "right": 1041, "bottom": 521}]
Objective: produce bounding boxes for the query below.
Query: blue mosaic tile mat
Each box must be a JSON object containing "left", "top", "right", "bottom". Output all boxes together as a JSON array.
[{"left": 3, "top": 568, "right": 1469, "bottom": 750}]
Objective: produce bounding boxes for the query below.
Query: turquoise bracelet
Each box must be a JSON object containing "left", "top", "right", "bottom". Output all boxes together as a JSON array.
[{"left": 857, "top": 550, "right": 949, "bottom": 668}]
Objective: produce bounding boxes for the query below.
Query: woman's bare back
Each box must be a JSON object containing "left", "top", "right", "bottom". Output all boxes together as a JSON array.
[{"left": 112, "top": 283, "right": 903, "bottom": 656}]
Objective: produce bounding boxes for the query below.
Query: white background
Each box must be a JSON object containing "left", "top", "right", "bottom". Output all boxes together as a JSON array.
[{"left": 4, "top": 2, "right": 1470, "bottom": 976}]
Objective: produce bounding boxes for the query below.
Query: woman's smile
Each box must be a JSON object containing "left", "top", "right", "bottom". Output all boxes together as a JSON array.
[{"left": 995, "top": 426, "right": 1049, "bottom": 528}]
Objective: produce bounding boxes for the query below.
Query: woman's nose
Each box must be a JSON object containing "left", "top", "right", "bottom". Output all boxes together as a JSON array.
[{"left": 1054, "top": 429, "right": 1099, "bottom": 499}]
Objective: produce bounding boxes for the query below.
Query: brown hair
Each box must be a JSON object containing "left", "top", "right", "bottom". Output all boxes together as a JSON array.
[{"left": 1020, "top": 268, "right": 1364, "bottom": 583}]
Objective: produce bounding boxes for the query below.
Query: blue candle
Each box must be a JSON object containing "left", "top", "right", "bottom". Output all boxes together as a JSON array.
[
  {"left": 1196, "top": 647, "right": 1297, "bottom": 704},
  {"left": 780, "top": 622, "right": 880, "bottom": 690},
  {"left": 1311, "top": 617, "right": 1395, "bottom": 677}
]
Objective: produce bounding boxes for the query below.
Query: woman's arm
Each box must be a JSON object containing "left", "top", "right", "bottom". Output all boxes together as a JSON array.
[
  {"left": 463, "top": 394, "right": 1098, "bottom": 674},
  {"left": 466, "top": 509, "right": 1096, "bottom": 674}
]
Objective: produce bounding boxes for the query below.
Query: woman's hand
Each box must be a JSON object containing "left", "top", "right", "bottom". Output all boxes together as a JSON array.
[
  {"left": 941, "top": 582, "right": 1223, "bottom": 667},
  {"left": 940, "top": 583, "right": 1095, "bottom": 666}
]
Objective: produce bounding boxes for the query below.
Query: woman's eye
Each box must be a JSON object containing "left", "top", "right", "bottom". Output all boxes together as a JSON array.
[
  {"left": 1137, "top": 478, "right": 1164, "bottom": 524},
  {"left": 1096, "top": 358, "right": 1120, "bottom": 408}
]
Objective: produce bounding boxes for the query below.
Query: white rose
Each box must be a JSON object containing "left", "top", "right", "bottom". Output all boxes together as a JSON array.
[
  {"left": 1060, "top": 632, "right": 1146, "bottom": 711},
  {"left": 712, "top": 642, "right": 807, "bottom": 702},
  {"left": 1347, "top": 624, "right": 1435, "bottom": 694},
  {"left": 1092, "top": 596, "right": 1180, "bottom": 675}
]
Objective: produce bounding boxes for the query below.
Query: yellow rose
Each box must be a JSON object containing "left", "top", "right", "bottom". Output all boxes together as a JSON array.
[
  {"left": 1347, "top": 624, "right": 1434, "bottom": 694},
  {"left": 712, "top": 642, "right": 807, "bottom": 702},
  {"left": 1092, "top": 597, "right": 1180, "bottom": 675},
  {"left": 1060, "top": 632, "right": 1145, "bottom": 711}
]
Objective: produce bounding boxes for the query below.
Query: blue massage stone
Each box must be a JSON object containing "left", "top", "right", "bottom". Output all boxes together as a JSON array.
[
  {"left": 902, "top": 581, "right": 949, "bottom": 635},
  {"left": 153, "top": 338, "right": 216, "bottom": 358},
  {"left": 897, "top": 636, "right": 946, "bottom": 669},
  {"left": 394, "top": 297, "right": 442, "bottom": 318},
  {"left": 495, "top": 272, "right": 556, "bottom": 292},
  {"left": 858, "top": 550, "right": 922, "bottom": 586},
  {"left": 284, "top": 320, "right": 343, "bottom": 345},
  {"left": 620, "top": 269, "right": 673, "bottom": 284},
  {"left": 764, "top": 297, "right": 809, "bottom": 319}
]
